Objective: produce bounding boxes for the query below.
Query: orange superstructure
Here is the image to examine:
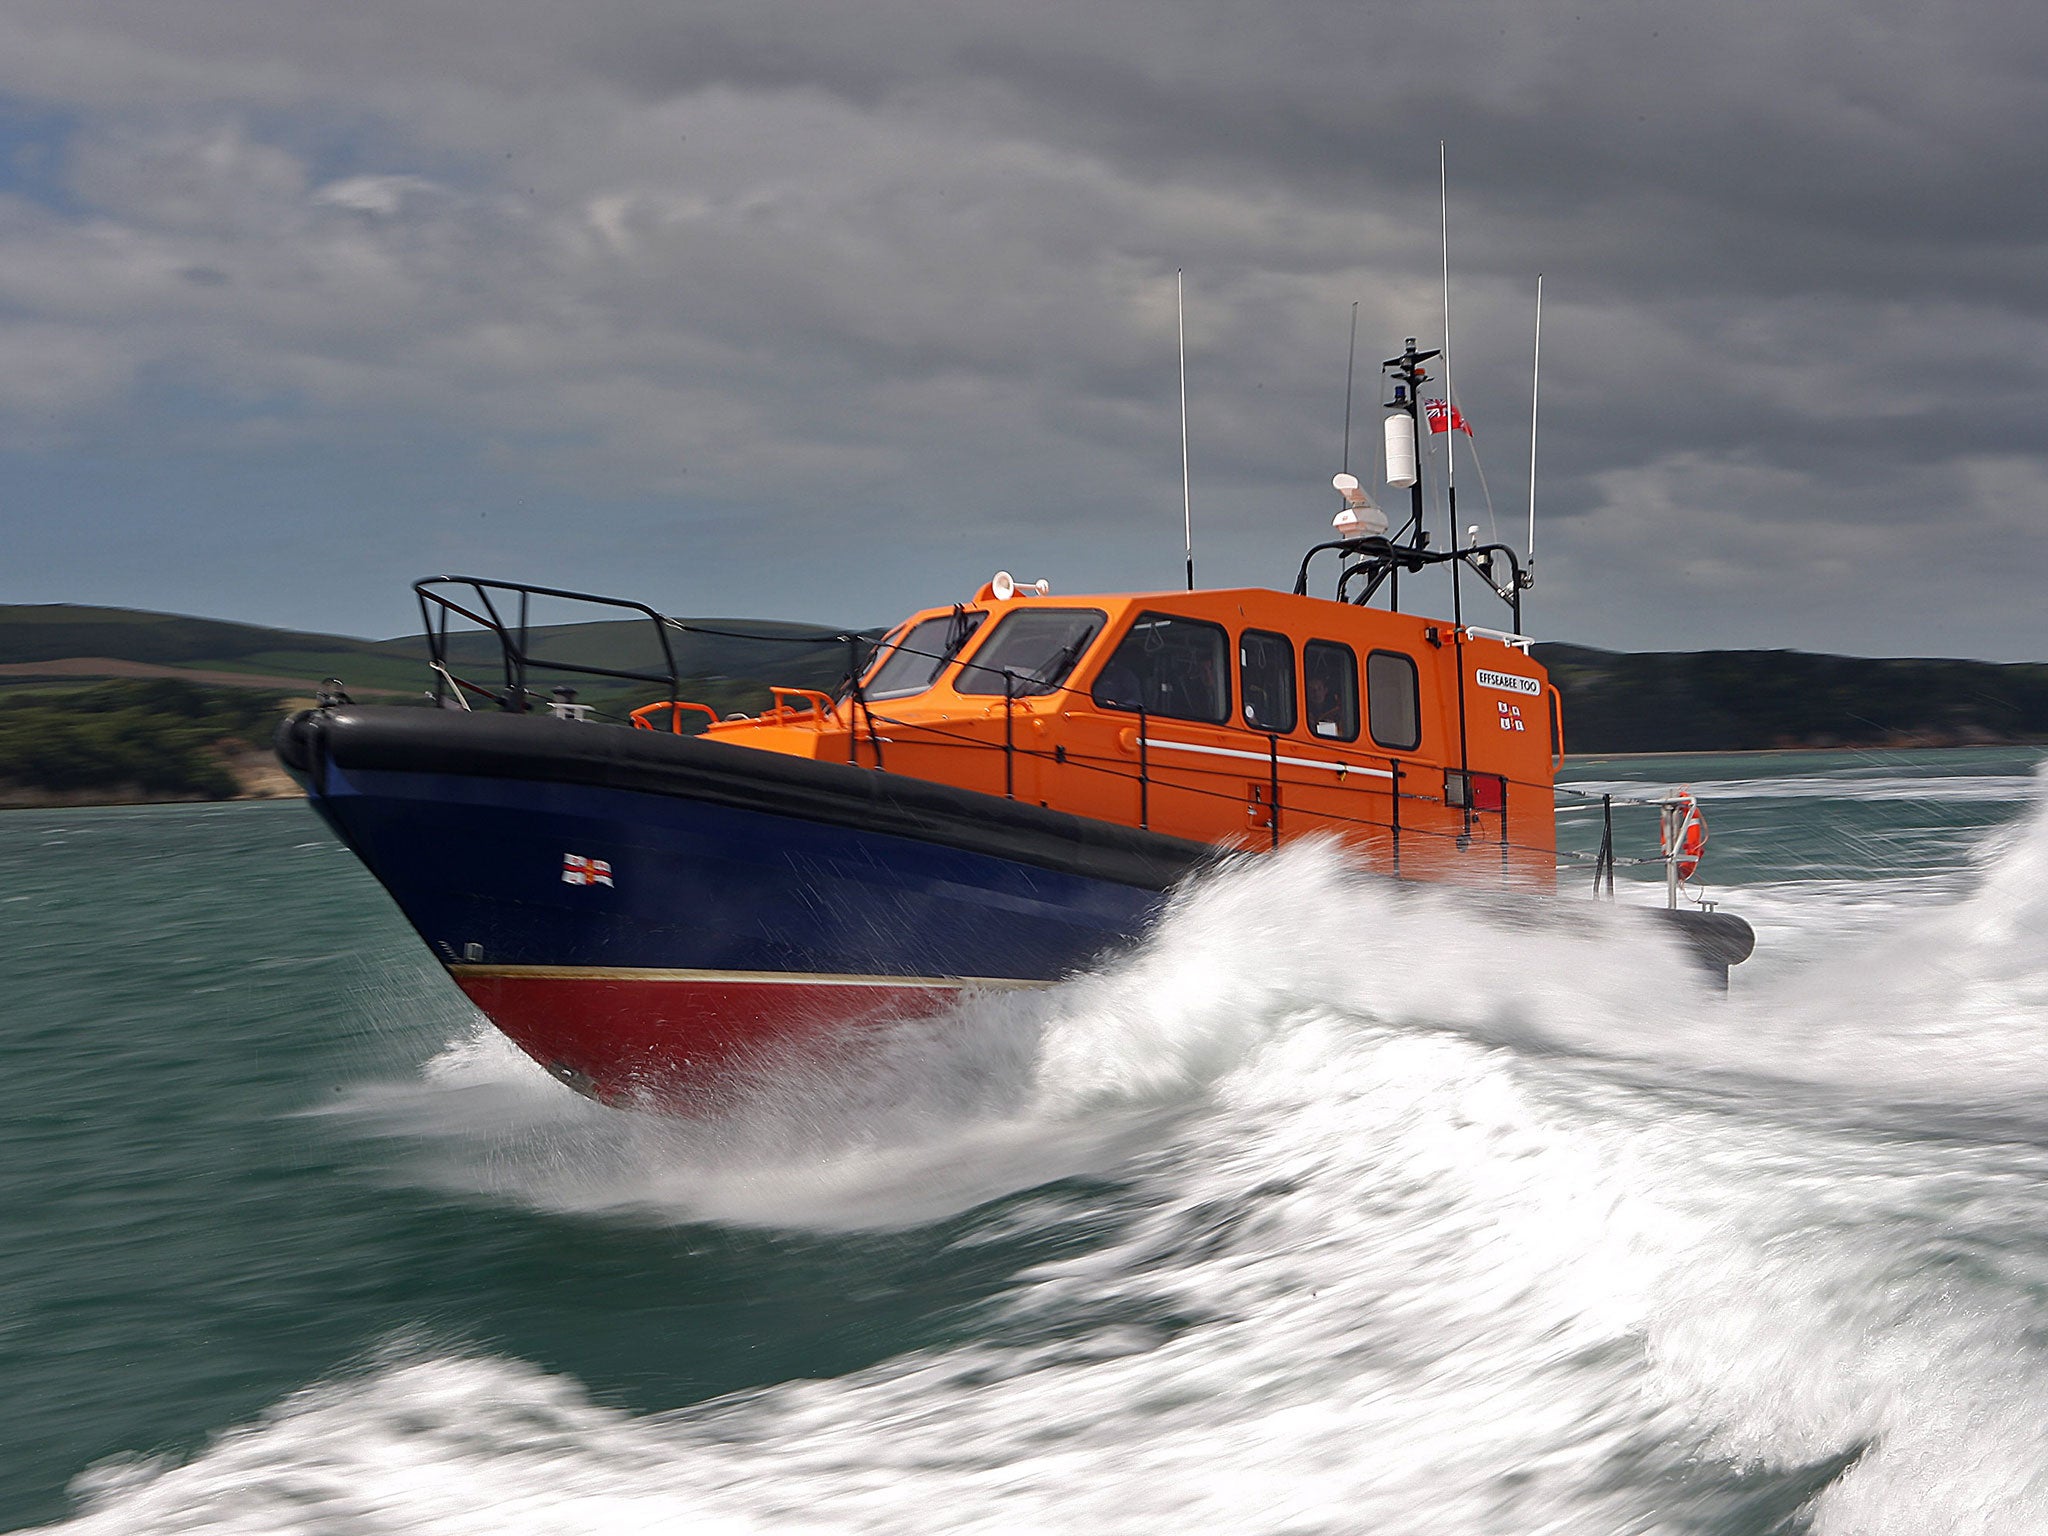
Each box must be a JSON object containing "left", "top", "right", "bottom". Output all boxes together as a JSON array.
[{"left": 641, "top": 580, "right": 1560, "bottom": 891}]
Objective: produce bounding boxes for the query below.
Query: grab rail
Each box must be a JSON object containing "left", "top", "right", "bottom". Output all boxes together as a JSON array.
[
  {"left": 415, "top": 576, "right": 686, "bottom": 714},
  {"left": 766, "top": 687, "right": 842, "bottom": 726},
  {"left": 630, "top": 700, "right": 722, "bottom": 734}
]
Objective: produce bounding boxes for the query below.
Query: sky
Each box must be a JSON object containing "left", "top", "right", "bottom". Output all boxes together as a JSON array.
[{"left": 0, "top": 0, "right": 2043, "bottom": 659}]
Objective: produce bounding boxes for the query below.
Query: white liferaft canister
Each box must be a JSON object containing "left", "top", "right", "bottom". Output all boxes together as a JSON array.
[{"left": 1384, "top": 411, "right": 1418, "bottom": 489}]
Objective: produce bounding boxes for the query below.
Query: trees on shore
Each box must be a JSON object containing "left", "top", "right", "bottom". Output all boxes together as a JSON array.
[{"left": 0, "top": 680, "right": 290, "bottom": 801}]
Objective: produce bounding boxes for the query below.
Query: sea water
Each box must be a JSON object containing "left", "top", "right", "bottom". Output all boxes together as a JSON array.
[{"left": 3, "top": 747, "right": 2046, "bottom": 1534}]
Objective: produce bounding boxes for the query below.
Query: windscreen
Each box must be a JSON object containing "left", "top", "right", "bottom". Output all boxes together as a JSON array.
[
  {"left": 953, "top": 608, "right": 1107, "bottom": 697},
  {"left": 863, "top": 610, "right": 987, "bottom": 701}
]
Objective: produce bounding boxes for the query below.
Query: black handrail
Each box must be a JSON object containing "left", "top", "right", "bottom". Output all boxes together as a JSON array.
[
  {"left": 414, "top": 575, "right": 891, "bottom": 728},
  {"left": 415, "top": 577, "right": 688, "bottom": 713},
  {"left": 1291, "top": 536, "right": 1526, "bottom": 634}
]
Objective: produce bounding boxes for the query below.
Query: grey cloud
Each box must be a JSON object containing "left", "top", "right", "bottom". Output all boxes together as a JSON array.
[{"left": 0, "top": 0, "right": 2041, "bottom": 656}]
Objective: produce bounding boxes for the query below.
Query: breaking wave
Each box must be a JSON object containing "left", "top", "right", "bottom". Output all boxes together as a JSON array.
[{"left": 41, "top": 770, "right": 2048, "bottom": 1534}]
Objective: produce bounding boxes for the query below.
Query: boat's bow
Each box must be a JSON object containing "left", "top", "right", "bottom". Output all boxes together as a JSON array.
[{"left": 276, "top": 704, "right": 1212, "bottom": 1101}]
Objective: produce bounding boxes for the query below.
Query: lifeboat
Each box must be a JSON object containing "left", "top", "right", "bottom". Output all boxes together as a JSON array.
[{"left": 277, "top": 347, "right": 1752, "bottom": 1105}]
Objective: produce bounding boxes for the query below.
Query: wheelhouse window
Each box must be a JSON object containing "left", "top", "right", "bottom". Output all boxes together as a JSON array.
[
  {"left": 1090, "top": 612, "right": 1231, "bottom": 724},
  {"left": 863, "top": 609, "right": 986, "bottom": 701},
  {"left": 1366, "top": 649, "right": 1422, "bottom": 751},
  {"left": 953, "top": 608, "right": 1108, "bottom": 697},
  {"left": 1303, "top": 640, "right": 1360, "bottom": 741},
  {"left": 1239, "top": 629, "right": 1296, "bottom": 734}
]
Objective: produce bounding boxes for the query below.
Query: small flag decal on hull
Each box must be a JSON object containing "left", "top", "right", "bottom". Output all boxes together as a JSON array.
[{"left": 562, "top": 854, "right": 614, "bottom": 887}]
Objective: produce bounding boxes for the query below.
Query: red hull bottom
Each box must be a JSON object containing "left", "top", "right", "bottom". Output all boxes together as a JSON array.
[{"left": 449, "top": 967, "right": 1032, "bottom": 1106}]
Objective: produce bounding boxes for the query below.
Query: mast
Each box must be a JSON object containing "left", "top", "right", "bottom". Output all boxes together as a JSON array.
[
  {"left": 1178, "top": 269, "right": 1194, "bottom": 592},
  {"left": 1381, "top": 338, "right": 1437, "bottom": 612}
]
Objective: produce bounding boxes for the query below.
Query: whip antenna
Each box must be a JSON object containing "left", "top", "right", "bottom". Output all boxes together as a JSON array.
[
  {"left": 1438, "top": 142, "right": 1457, "bottom": 535},
  {"left": 1341, "top": 300, "right": 1359, "bottom": 474},
  {"left": 1178, "top": 269, "right": 1194, "bottom": 591},
  {"left": 1527, "top": 272, "right": 1543, "bottom": 584}
]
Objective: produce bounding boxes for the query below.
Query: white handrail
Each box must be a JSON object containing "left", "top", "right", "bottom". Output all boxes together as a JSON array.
[
  {"left": 1138, "top": 735, "right": 1395, "bottom": 781},
  {"left": 1461, "top": 625, "right": 1535, "bottom": 652}
]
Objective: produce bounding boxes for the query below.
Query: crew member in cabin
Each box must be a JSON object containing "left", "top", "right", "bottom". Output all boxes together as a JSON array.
[
  {"left": 1096, "top": 660, "right": 1141, "bottom": 710},
  {"left": 1305, "top": 670, "right": 1340, "bottom": 737},
  {"left": 1303, "top": 645, "right": 1361, "bottom": 739}
]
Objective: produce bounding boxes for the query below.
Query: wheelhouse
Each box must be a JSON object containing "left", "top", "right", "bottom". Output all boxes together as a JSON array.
[{"left": 690, "top": 577, "right": 1560, "bottom": 888}]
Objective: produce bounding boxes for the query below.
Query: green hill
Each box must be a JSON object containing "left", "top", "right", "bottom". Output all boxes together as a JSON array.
[
  {"left": 0, "top": 603, "right": 400, "bottom": 666},
  {"left": 0, "top": 604, "right": 425, "bottom": 694},
  {"left": 1534, "top": 644, "right": 2048, "bottom": 753}
]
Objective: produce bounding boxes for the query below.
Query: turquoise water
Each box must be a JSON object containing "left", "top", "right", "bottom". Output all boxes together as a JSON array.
[{"left": 5, "top": 748, "right": 2046, "bottom": 1533}]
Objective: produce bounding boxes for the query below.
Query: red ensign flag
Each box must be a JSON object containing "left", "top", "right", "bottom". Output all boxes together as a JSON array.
[{"left": 1424, "top": 398, "right": 1473, "bottom": 436}]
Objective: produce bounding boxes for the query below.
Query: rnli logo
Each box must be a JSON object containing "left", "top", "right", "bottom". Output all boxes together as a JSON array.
[
  {"left": 561, "top": 853, "right": 614, "bottom": 887},
  {"left": 1498, "top": 701, "right": 1526, "bottom": 732},
  {"left": 1476, "top": 669, "right": 1541, "bottom": 696}
]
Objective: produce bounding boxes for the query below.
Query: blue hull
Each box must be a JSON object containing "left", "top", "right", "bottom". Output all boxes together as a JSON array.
[
  {"left": 314, "top": 760, "right": 1169, "bottom": 981},
  {"left": 278, "top": 706, "right": 1219, "bottom": 1097}
]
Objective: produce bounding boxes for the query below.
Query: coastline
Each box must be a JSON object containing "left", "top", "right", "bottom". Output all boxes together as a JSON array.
[{"left": 0, "top": 748, "right": 303, "bottom": 810}]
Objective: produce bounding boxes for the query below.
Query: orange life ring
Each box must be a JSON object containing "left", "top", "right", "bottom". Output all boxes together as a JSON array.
[{"left": 1662, "top": 790, "right": 1708, "bottom": 881}]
